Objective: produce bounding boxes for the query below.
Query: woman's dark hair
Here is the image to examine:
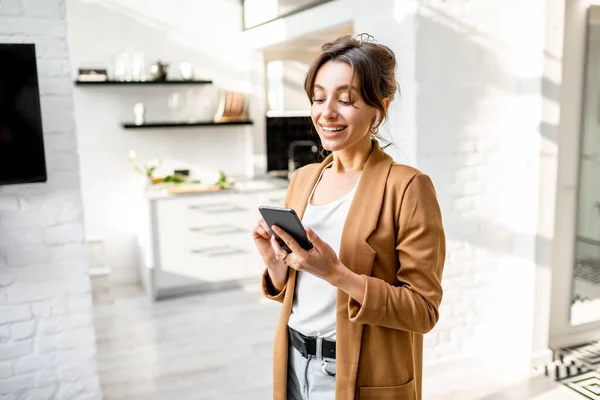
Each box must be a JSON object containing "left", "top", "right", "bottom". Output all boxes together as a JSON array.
[{"left": 304, "top": 33, "right": 399, "bottom": 136}]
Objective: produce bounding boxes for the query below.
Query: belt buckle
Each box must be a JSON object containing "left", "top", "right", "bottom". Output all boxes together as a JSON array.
[{"left": 316, "top": 337, "right": 323, "bottom": 360}]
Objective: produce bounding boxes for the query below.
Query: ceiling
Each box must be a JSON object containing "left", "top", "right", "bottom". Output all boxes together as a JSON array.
[{"left": 262, "top": 23, "right": 354, "bottom": 60}]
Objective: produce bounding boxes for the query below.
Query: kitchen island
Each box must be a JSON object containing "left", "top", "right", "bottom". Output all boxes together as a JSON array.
[{"left": 138, "top": 178, "right": 289, "bottom": 300}]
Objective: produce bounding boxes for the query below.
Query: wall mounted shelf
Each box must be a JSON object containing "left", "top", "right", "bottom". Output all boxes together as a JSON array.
[
  {"left": 75, "top": 79, "right": 213, "bottom": 86},
  {"left": 122, "top": 120, "right": 253, "bottom": 129}
]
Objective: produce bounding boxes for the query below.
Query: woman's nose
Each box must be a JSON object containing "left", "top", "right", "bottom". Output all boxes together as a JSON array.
[{"left": 322, "top": 100, "right": 337, "bottom": 119}]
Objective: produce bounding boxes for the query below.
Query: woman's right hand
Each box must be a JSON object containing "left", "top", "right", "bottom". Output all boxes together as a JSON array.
[{"left": 252, "top": 218, "right": 288, "bottom": 290}]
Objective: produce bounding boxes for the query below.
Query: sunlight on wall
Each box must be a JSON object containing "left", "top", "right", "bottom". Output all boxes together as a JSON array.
[
  {"left": 388, "top": 0, "right": 548, "bottom": 369},
  {"left": 266, "top": 60, "right": 310, "bottom": 112},
  {"left": 244, "top": 0, "right": 279, "bottom": 28},
  {"left": 267, "top": 60, "right": 284, "bottom": 111},
  {"left": 393, "top": 0, "right": 417, "bottom": 24}
]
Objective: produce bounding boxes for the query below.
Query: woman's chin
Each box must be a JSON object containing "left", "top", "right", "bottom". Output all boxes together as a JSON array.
[
  {"left": 320, "top": 141, "right": 342, "bottom": 152},
  {"left": 319, "top": 137, "right": 346, "bottom": 152},
  {"left": 320, "top": 136, "right": 368, "bottom": 153}
]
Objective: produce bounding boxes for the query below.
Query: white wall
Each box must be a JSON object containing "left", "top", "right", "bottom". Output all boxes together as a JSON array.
[
  {"left": 417, "top": 0, "right": 546, "bottom": 369},
  {"left": 355, "top": 0, "right": 552, "bottom": 370},
  {"left": 0, "top": 0, "right": 102, "bottom": 398},
  {"left": 353, "top": 0, "right": 418, "bottom": 166},
  {"left": 281, "top": 61, "right": 310, "bottom": 112},
  {"left": 266, "top": 60, "right": 310, "bottom": 113},
  {"left": 66, "top": 0, "right": 253, "bottom": 285}
]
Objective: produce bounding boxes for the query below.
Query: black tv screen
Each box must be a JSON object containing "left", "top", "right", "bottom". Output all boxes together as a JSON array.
[{"left": 0, "top": 44, "right": 47, "bottom": 185}]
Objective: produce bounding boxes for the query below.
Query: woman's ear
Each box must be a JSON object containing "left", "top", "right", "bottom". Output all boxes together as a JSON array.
[
  {"left": 383, "top": 98, "right": 391, "bottom": 112},
  {"left": 373, "top": 98, "right": 391, "bottom": 127}
]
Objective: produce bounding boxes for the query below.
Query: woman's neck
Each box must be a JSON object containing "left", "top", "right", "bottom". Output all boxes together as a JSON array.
[{"left": 329, "top": 137, "right": 373, "bottom": 173}]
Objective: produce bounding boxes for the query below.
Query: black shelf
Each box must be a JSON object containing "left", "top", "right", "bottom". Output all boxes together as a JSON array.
[
  {"left": 75, "top": 79, "right": 213, "bottom": 86},
  {"left": 122, "top": 120, "right": 253, "bottom": 129}
]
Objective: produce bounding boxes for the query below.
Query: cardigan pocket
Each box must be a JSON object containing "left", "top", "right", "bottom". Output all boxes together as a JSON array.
[{"left": 359, "top": 378, "right": 415, "bottom": 399}]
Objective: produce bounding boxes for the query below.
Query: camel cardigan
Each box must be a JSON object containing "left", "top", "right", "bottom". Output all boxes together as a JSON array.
[{"left": 261, "top": 141, "right": 446, "bottom": 400}]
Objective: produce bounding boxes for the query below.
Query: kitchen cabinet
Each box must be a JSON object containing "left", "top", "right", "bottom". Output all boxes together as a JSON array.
[{"left": 137, "top": 179, "right": 288, "bottom": 300}]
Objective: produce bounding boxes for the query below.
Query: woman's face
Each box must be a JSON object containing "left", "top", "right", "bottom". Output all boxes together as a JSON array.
[{"left": 311, "top": 60, "right": 377, "bottom": 152}]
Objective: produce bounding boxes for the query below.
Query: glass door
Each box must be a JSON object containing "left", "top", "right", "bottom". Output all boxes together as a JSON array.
[{"left": 571, "top": 6, "right": 600, "bottom": 325}]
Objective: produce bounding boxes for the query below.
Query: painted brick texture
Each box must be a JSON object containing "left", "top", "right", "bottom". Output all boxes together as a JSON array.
[
  {"left": 0, "top": 0, "right": 102, "bottom": 398},
  {"left": 355, "top": 0, "right": 547, "bottom": 368}
]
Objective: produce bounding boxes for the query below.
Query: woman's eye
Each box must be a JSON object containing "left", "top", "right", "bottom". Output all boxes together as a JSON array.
[
  {"left": 339, "top": 100, "right": 352, "bottom": 106},
  {"left": 312, "top": 99, "right": 325, "bottom": 104}
]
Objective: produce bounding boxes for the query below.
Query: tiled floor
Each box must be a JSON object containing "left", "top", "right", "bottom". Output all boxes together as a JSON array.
[{"left": 91, "top": 282, "right": 587, "bottom": 400}]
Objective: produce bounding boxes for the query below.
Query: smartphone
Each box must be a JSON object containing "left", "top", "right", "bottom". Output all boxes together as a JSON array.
[{"left": 258, "top": 205, "right": 313, "bottom": 253}]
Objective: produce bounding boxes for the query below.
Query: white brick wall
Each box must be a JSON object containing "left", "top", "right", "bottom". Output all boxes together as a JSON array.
[
  {"left": 354, "top": 0, "right": 550, "bottom": 370},
  {"left": 0, "top": 0, "right": 102, "bottom": 399},
  {"left": 415, "top": 0, "right": 547, "bottom": 367}
]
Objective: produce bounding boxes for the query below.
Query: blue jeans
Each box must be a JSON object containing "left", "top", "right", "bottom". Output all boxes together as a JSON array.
[{"left": 287, "top": 345, "right": 336, "bottom": 400}]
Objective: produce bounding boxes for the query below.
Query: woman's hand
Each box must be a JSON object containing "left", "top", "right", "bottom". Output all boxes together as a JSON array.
[
  {"left": 270, "top": 225, "right": 367, "bottom": 304},
  {"left": 252, "top": 218, "right": 277, "bottom": 263},
  {"left": 270, "top": 225, "right": 345, "bottom": 285},
  {"left": 252, "top": 218, "right": 288, "bottom": 290}
]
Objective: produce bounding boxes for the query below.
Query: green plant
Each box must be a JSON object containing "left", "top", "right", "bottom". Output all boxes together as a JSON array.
[
  {"left": 162, "top": 174, "right": 185, "bottom": 184},
  {"left": 215, "top": 170, "right": 231, "bottom": 189},
  {"left": 127, "top": 151, "right": 161, "bottom": 179},
  {"left": 127, "top": 150, "right": 231, "bottom": 189}
]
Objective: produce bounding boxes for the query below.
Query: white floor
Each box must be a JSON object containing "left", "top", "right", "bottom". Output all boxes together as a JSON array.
[
  {"left": 91, "top": 282, "right": 587, "bottom": 400},
  {"left": 424, "top": 366, "right": 585, "bottom": 400}
]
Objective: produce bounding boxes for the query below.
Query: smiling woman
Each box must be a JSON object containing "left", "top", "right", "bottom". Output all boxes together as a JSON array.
[
  {"left": 251, "top": 34, "right": 446, "bottom": 400},
  {"left": 309, "top": 63, "right": 378, "bottom": 153},
  {"left": 304, "top": 34, "right": 398, "bottom": 152}
]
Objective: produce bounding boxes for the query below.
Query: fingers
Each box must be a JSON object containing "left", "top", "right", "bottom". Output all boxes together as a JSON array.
[
  {"left": 305, "top": 228, "right": 321, "bottom": 247},
  {"left": 270, "top": 235, "right": 289, "bottom": 262},
  {"left": 258, "top": 218, "right": 271, "bottom": 235},
  {"left": 272, "top": 225, "right": 304, "bottom": 254},
  {"left": 253, "top": 219, "right": 272, "bottom": 240}
]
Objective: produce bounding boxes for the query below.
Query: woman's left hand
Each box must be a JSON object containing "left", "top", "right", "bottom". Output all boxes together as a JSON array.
[{"left": 270, "top": 225, "right": 344, "bottom": 285}]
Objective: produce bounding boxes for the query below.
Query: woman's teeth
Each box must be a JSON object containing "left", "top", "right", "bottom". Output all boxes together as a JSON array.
[{"left": 322, "top": 126, "right": 346, "bottom": 132}]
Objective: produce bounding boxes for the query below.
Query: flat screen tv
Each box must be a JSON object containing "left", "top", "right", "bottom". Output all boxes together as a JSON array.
[{"left": 0, "top": 43, "right": 47, "bottom": 185}]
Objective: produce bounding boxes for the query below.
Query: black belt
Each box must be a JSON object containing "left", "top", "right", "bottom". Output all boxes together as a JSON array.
[{"left": 288, "top": 326, "right": 336, "bottom": 360}]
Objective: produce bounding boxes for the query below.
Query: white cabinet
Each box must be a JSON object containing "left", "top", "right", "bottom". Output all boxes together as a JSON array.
[{"left": 138, "top": 180, "right": 288, "bottom": 300}]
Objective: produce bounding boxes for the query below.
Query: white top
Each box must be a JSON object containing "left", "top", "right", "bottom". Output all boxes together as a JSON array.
[{"left": 287, "top": 165, "right": 359, "bottom": 340}]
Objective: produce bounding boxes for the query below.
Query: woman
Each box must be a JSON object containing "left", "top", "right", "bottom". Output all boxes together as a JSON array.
[{"left": 252, "top": 34, "right": 445, "bottom": 400}]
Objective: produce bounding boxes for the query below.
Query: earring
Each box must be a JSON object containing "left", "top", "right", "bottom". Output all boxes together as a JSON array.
[{"left": 371, "top": 111, "right": 380, "bottom": 134}]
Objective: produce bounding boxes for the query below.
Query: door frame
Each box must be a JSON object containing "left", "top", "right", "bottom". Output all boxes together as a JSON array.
[{"left": 549, "top": 0, "right": 600, "bottom": 349}]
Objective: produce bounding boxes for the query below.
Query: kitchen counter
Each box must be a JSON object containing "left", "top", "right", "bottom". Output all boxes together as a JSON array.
[
  {"left": 144, "top": 176, "right": 289, "bottom": 200},
  {"left": 138, "top": 176, "right": 289, "bottom": 300}
]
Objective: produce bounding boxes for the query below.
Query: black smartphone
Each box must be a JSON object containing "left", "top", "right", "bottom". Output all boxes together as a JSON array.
[{"left": 258, "top": 205, "right": 313, "bottom": 253}]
